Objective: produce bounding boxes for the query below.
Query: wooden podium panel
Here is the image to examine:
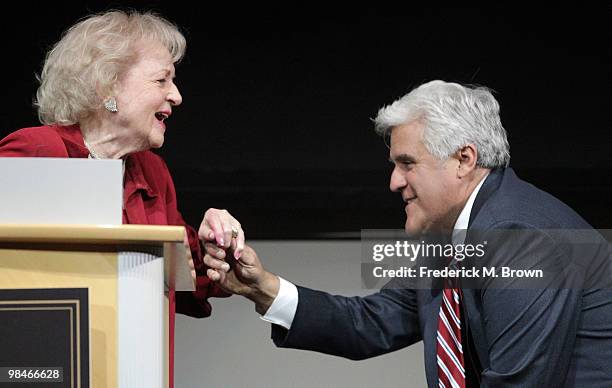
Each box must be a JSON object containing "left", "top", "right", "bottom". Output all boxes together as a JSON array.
[
  {"left": 1, "top": 249, "right": 117, "bottom": 387},
  {"left": 0, "top": 224, "right": 193, "bottom": 388}
]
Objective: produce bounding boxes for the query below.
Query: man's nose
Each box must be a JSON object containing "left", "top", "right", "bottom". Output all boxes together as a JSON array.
[{"left": 389, "top": 166, "right": 406, "bottom": 192}]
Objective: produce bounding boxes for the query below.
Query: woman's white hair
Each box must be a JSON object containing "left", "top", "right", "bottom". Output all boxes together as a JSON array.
[
  {"left": 374, "top": 80, "right": 510, "bottom": 168},
  {"left": 36, "top": 10, "right": 186, "bottom": 125}
]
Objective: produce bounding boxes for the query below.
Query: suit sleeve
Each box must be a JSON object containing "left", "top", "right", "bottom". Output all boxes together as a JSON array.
[
  {"left": 476, "top": 224, "right": 585, "bottom": 386},
  {"left": 271, "top": 285, "right": 422, "bottom": 360},
  {"left": 160, "top": 159, "right": 230, "bottom": 318}
]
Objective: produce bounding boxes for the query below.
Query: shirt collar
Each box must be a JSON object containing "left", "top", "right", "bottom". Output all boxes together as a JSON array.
[{"left": 452, "top": 173, "right": 489, "bottom": 245}]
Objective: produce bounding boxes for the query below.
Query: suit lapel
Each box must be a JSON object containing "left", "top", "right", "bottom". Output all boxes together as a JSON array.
[{"left": 468, "top": 168, "right": 506, "bottom": 228}]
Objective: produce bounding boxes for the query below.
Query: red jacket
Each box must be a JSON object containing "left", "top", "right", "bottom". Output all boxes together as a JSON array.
[{"left": 0, "top": 124, "right": 229, "bottom": 317}]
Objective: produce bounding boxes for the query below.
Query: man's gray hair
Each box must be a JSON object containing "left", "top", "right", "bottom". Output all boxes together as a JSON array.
[{"left": 374, "top": 80, "right": 510, "bottom": 168}]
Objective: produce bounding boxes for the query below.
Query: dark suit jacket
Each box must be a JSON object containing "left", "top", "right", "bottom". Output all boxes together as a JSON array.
[{"left": 271, "top": 168, "right": 612, "bottom": 387}]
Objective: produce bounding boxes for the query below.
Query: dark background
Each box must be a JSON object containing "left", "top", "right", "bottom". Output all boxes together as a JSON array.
[{"left": 2, "top": 3, "right": 610, "bottom": 237}]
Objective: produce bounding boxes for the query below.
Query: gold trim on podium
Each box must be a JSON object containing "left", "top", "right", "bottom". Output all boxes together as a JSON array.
[
  {"left": 0, "top": 224, "right": 184, "bottom": 245},
  {"left": 0, "top": 224, "right": 191, "bottom": 388}
]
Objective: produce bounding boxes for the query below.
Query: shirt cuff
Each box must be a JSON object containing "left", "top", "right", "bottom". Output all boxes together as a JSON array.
[{"left": 259, "top": 276, "right": 298, "bottom": 330}]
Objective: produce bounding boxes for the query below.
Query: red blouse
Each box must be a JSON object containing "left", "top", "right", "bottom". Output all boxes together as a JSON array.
[{"left": 0, "top": 124, "right": 229, "bottom": 317}]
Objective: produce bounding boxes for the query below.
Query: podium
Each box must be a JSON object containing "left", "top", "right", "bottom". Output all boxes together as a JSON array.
[{"left": 0, "top": 224, "right": 194, "bottom": 388}]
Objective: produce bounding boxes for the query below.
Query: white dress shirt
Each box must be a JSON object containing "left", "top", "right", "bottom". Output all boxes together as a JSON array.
[{"left": 261, "top": 174, "right": 489, "bottom": 329}]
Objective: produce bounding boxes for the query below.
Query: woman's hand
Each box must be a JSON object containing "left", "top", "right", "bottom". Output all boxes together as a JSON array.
[{"left": 198, "top": 208, "right": 245, "bottom": 259}]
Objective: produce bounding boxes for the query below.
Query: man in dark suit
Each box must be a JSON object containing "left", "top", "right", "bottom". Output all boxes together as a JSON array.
[{"left": 204, "top": 80, "right": 612, "bottom": 387}]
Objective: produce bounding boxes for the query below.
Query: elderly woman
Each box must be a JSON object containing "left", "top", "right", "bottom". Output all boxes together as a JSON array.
[{"left": 0, "top": 10, "right": 243, "bottom": 317}]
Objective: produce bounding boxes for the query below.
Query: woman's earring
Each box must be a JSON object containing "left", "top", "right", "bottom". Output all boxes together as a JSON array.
[{"left": 104, "top": 97, "right": 118, "bottom": 113}]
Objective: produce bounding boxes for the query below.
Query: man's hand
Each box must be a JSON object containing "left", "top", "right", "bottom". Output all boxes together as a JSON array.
[
  {"left": 204, "top": 244, "right": 279, "bottom": 314},
  {"left": 198, "top": 208, "right": 245, "bottom": 259}
]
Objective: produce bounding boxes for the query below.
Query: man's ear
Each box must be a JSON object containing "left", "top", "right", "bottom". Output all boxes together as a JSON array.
[{"left": 456, "top": 144, "right": 478, "bottom": 178}]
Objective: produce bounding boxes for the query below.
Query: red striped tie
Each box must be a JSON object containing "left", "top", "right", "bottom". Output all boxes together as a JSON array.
[{"left": 437, "top": 278, "right": 466, "bottom": 388}]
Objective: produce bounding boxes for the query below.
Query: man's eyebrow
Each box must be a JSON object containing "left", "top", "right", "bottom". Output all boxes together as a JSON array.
[{"left": 389, "top": 154, "right": 416, "bottom": 163}]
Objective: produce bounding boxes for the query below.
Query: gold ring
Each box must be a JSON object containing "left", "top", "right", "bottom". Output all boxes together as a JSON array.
[{"left": 231, "top": 227, "right": 239, "bottom": 239}]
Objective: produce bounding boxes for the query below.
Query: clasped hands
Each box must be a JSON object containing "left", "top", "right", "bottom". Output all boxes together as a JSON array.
[
  {"left": 199, "top": 211, "right": 279, "bottom": 314},
  {"left": 182, "top": 208, "right": 245, "bottom": 285}
]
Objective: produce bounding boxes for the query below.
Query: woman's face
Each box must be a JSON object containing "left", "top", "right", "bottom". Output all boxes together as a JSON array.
[{"left": 112, "top": 42, "right": 182, "bottom": 150}]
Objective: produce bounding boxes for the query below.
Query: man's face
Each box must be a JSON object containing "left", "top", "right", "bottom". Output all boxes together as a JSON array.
[{"left": 388, "top": 121, "right": 465, "bottom": 236}]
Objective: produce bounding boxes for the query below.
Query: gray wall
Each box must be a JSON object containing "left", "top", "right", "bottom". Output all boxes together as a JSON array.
[{"left": 175, "top": 241, "right": 426, "bottom": 388}]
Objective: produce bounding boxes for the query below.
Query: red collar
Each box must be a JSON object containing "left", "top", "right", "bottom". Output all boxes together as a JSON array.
[{"left": 56, "top": 124, "right": 89, "bottom": 158}]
